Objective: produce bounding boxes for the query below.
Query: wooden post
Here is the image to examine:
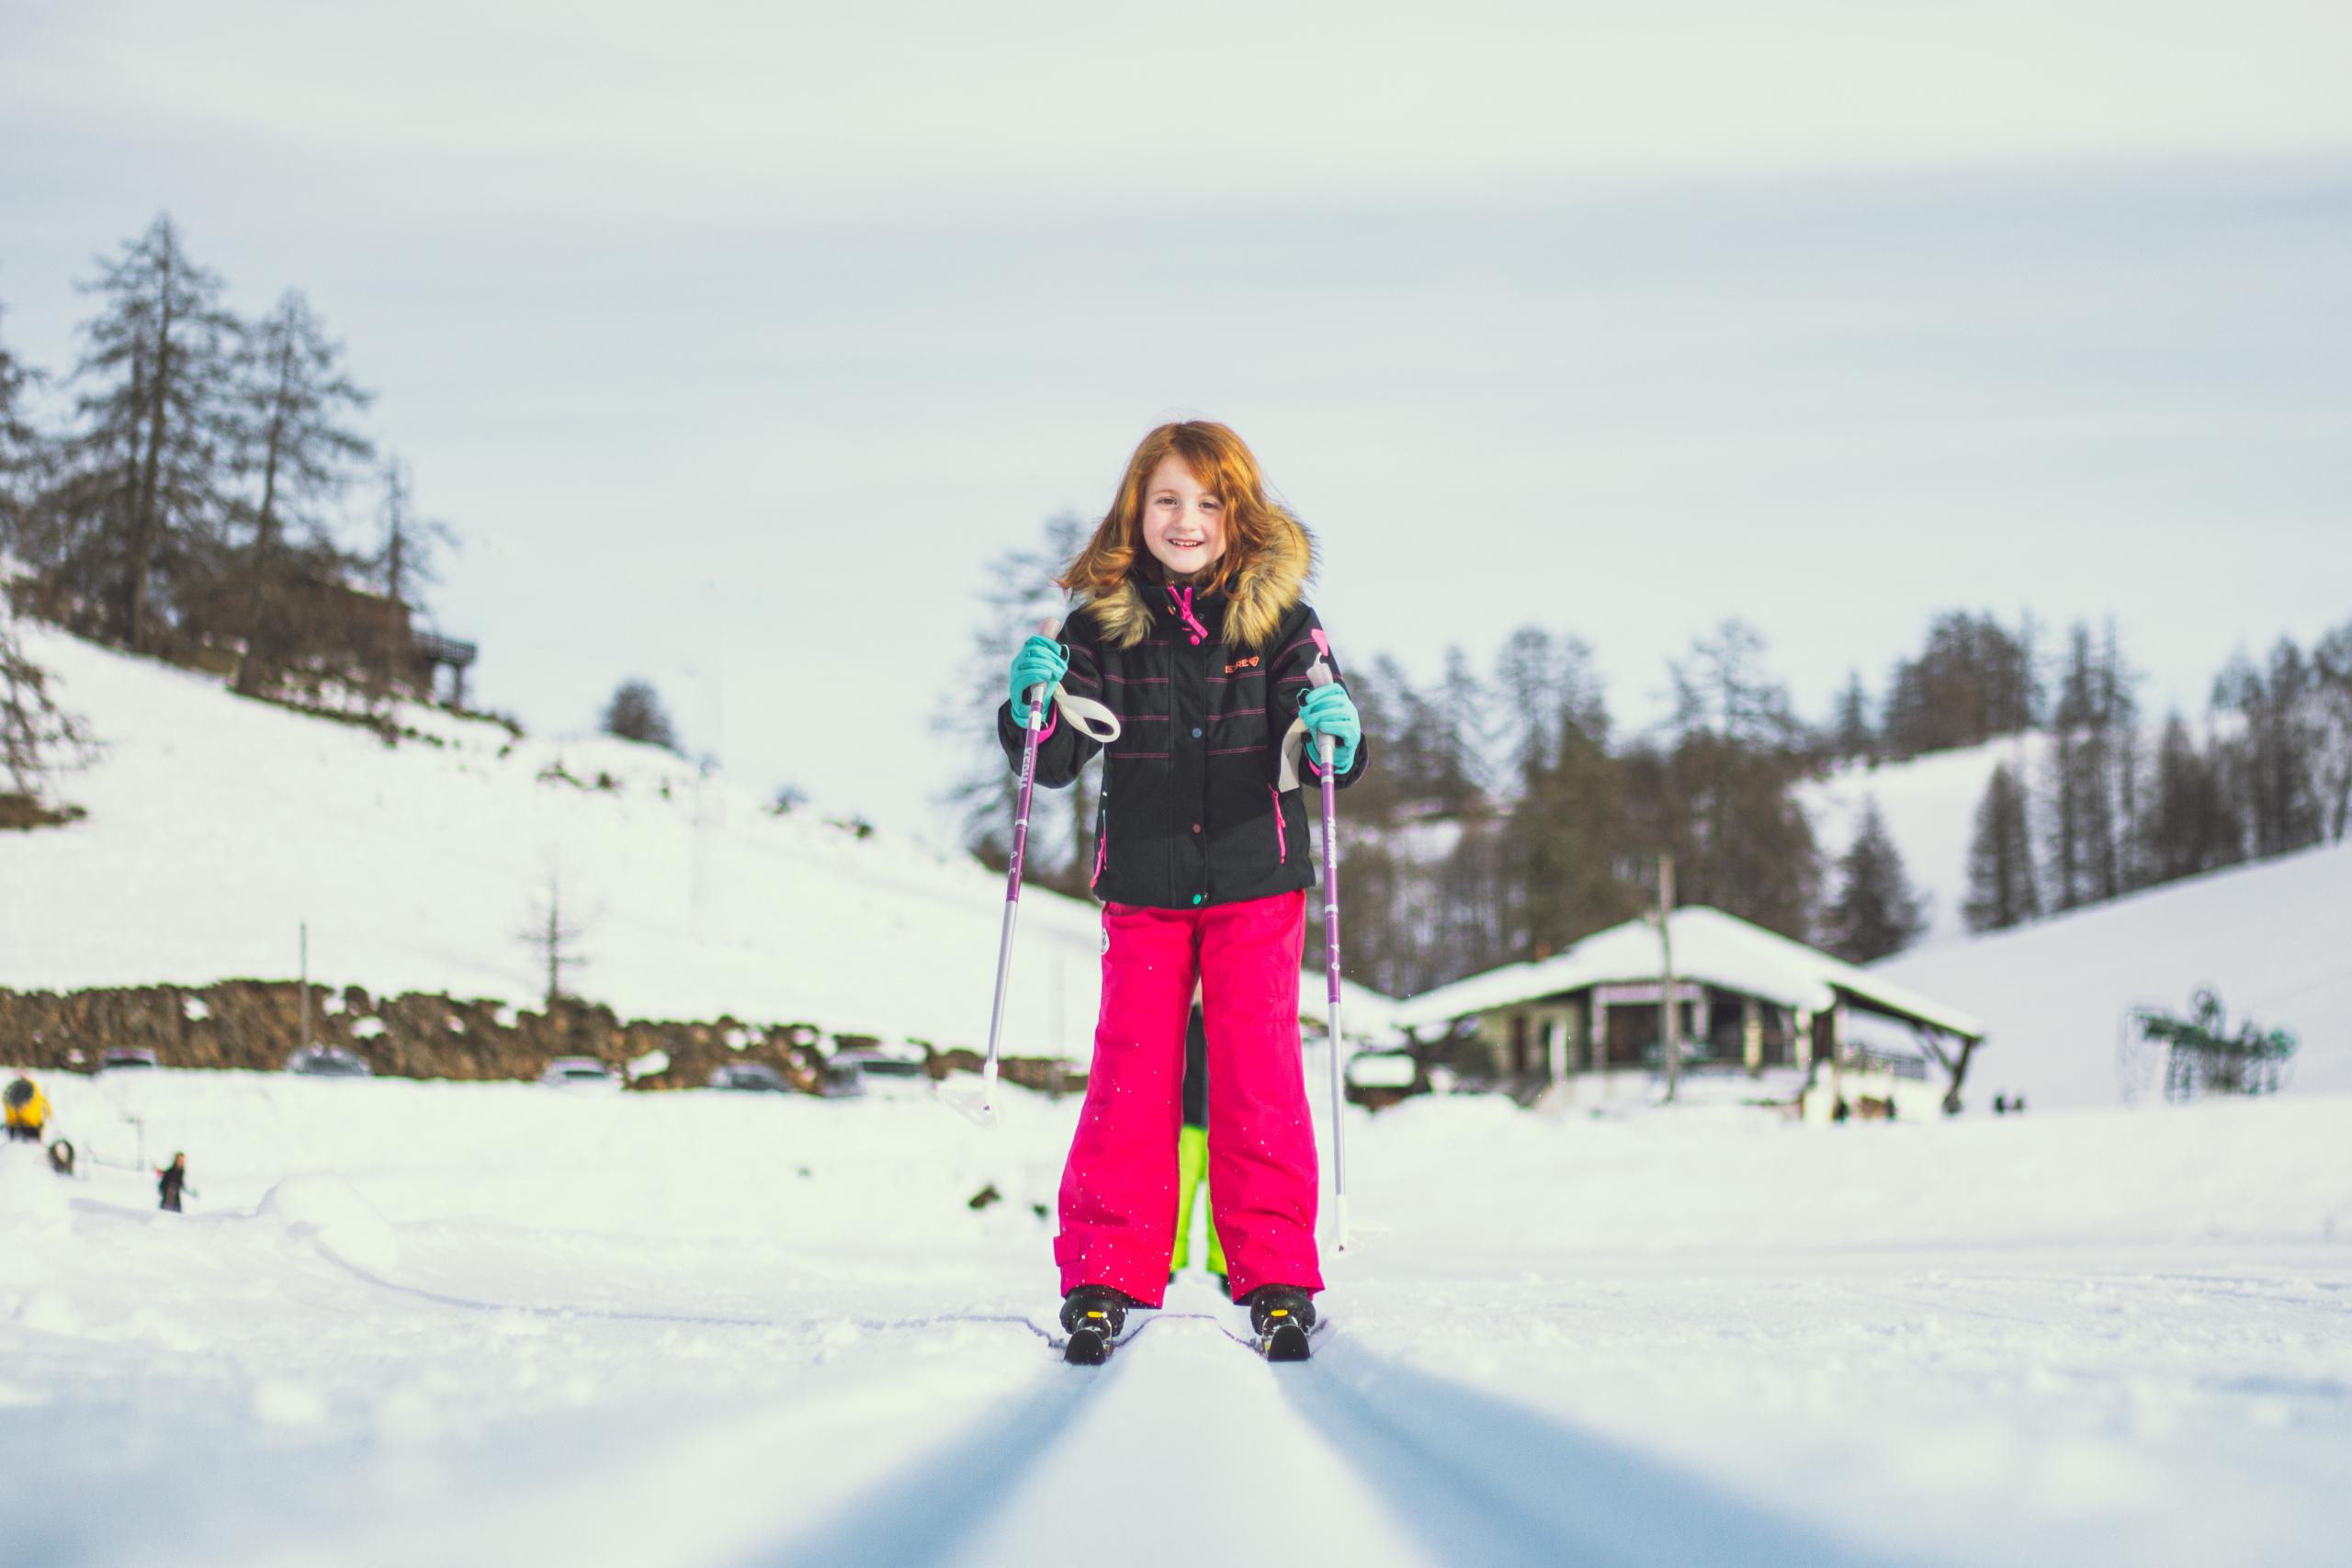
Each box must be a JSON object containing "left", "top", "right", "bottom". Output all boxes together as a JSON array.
[
  {"left": 1658, "top": 855, "right": 1679, "bottom": 1103},
  {"left": 1794, "top": 1006, "right": 1815, "bottom": 1071},
  {"left": 1743, "top": 996, "right": 1761, "bottom": 1076},
  {"left": 1546, "top": 1013, "right": 1566, "bottom": 1090},
  {"left": 300, "top": 921, "right": 311, "bottom": 1055}
]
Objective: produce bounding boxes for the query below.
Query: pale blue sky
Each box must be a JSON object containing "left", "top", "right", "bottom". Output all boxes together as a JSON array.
[{"left": 4, "top": 3, "right": 2348, "bottom": 840}]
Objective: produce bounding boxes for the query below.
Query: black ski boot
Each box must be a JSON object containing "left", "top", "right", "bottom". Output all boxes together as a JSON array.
[
  {"left": 1242, "top": 1285, "right": 1317, "bottom": 1361},
  {"left": 1059, "top": 1285, "right": 1136, "bottom": 1365}
]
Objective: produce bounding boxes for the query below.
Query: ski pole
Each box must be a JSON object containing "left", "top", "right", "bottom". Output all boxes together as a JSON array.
[
  {"left": 981, "top": 618, "right": 1059, "bottom": 1115},
  {"left": 1306, "top": 658, "right": 1351, "bottom": 1255}
]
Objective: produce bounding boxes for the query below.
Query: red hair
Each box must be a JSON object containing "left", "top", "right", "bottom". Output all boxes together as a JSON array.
[{"left": 1061, "top": 422, "right": 1296, "bottom": 604}]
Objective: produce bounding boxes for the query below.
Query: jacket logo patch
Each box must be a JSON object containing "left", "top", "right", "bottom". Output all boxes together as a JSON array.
[{"left": 1224, "top": 655, "right": 1261, "bottom": 675}]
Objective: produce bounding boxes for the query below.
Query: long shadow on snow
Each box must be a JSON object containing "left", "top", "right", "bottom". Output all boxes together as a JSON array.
[
  {"left": 741, "top": 1324, "right": 1142, "bottom": 1567},
  {"left": 1288, "top": 1338, "right": 1914, "bottom": 1568}
]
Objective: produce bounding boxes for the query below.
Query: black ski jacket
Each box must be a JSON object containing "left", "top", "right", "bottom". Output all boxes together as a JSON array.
[{"left": 997, "top": 582, "right": 1367, "bottom": 911}]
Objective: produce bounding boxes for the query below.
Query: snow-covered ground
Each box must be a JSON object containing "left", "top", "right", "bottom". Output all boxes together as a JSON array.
[
  {"left": 4, "top": 1067, "right": 2346, "bottom": 1567},
  {"left": 1803, "top": 733, "right": 2349, "bottom": 1111},
  {"left": 0, "top": 621, "right": 1395, "bottom": 1062},
  {"left": 1874, "top": 835, "right": 2352, "bottom": 1110}
]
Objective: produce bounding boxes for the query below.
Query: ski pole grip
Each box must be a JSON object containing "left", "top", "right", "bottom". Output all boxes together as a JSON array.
[
  {"left": 1307, "top": 662, "right": 1338, "bottom": 763},
  {"left": 1023, "top": 616, "right": 1067, "bottom": 728}
]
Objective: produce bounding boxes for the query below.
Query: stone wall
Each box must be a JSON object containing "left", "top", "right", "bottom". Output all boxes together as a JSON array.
[
  {"left": 0, "top": 981, "right": 1084, "bottom": 1096},
  {"left": 0, "top": 981, "right": 825, "bottom": 1089}
]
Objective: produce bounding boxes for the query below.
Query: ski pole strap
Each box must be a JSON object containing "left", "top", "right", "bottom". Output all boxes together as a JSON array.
[{"left": 1050, "top": 686, "right": 1122, "bottom": 743}]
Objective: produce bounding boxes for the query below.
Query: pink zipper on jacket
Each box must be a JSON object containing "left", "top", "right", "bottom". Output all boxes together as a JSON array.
[{"left": 1269, "top": 785, "right": 1287, "bottom": 864}]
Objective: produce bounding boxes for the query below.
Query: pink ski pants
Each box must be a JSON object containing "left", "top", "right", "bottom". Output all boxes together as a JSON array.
[{"left": 1055, "top": 890, "right": 1323, "bottom": 1306}]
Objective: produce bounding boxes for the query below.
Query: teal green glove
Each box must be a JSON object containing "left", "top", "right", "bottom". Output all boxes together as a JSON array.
[
  {"left": 1007, "top": 636, "right": 1069, "bottom": 728},
  {"left": 1298, "top": 684, "right": 1361, "bottom": 773}
]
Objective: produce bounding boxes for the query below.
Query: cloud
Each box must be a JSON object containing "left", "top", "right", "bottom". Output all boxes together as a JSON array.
[{"left": 6, "top": 1, "right": 2350, "bottom": 198}]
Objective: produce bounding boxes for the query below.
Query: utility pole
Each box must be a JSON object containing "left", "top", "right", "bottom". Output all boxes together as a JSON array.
[{"left": 1658, "top": 854, "right": 1680, "bottom": 1103}]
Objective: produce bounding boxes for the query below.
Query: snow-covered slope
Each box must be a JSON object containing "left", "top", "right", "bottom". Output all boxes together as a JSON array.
[
  {"left": 0, "top": 622, "right": 1394, "bottom": 1062},
  {"left": 3, "top": 1069, "right": 2346, "bottom": 1568},
  {"left": 1872, "top": 835, "right": 2352, "bottom": 1110},
  {"left": 1801, "top": 732, "right": 2044, "bottom": 951}
]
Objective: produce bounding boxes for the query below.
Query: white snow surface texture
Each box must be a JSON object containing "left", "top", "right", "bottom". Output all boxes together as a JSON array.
[
  {"left": 0, "top": 1070, "right": 2346, "bottom": 1567},
  {"left": 4, "top": 624, "right": 2350, "bottom": 1565},
  {"left": 1803, "top": 736, "right": 2352, "bottom": 1108}
]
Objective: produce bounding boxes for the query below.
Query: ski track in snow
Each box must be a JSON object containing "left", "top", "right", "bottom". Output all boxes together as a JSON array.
[{"left": 5, "top": 1081, "right": 2351, "bottom": 1566}]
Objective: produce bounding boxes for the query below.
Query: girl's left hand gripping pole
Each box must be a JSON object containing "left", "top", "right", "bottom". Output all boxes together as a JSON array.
[
  {"left": 981, "top": 618, "right": 1060, "bottom": 1117},
  {"left": 1307, "top": 654, "right": 1351, "bottom": 1256}
]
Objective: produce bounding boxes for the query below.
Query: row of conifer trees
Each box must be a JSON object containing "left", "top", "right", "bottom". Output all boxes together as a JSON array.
[{"left": 0, "top": 214, "right": 447, "bottom": 701}]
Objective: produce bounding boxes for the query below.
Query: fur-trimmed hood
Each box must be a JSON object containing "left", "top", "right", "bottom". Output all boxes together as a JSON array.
[{"left": 1079, "top": 513, "right": 1315, "bottom": 652}]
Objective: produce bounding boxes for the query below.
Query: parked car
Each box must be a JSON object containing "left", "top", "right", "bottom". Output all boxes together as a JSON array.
[
  {"left": 286, "top": 1044, "right": 374, "bottom": 1078},
  {"left": 97, "top": 1047, "right": 161, "bottom": 1074},
  {"left": 707, "top": 1061, "right": 791, "bottom": 1093},
  {"left": 537, "top": 1056, "right": 622, "bottom": 1089},
  {"left": 826, "top": 1046, "right": 929, "bottom": 1099}
]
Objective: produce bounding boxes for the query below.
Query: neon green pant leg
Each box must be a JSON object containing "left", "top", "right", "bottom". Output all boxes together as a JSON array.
[{"left": 1172, "top": 1124, "right": 1225, "bottom": 1274}]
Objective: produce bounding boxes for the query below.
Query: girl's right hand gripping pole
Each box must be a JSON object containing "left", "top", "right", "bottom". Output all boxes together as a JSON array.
[
  {"left": 1306, "top": 656, "right": 1350, "bottom": 1256},
  {"left": 979, "top": 617, "right": 1059, "bottom": 1121}
]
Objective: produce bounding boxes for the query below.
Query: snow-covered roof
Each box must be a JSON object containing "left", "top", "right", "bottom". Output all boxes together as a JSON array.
[{"left": 1391, "top": 906, "right": 1984, "bottom": 1041}]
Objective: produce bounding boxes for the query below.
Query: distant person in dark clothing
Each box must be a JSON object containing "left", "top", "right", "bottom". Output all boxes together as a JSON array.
[
  {"left": 1994, "top": 1093, "right": 2009, "bottom": 1115},
  {"left": 1831, "top": 1096, "right": 1851, "bottom": 1123},
  {"left": 157, "top": 1152, "right": 191, "bottom": 1213}
]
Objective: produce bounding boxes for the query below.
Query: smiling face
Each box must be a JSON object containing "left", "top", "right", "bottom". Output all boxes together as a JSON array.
[{"left": 1138, "top": 454, "right": 1227, "bottom": 579}]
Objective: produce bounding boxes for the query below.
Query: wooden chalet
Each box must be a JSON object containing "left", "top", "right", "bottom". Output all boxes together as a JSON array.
[{"left": 1390, "top": 907, "right": 1986, "bottom": 1112}]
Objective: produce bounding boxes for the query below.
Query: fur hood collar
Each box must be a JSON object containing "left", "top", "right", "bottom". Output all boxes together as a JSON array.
[{"left": 1080, "top": 512, "right": 1315, "bottom": 652}]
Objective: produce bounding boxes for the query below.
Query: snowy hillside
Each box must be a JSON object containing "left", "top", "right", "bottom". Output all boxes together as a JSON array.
[
  {"left": 1874, "top": 836, "right": 2352, "bottom": 1110},
  {"left": 0, "top": 622, "right": 1393, "bottom": 1064},
  {"left": 1799, "top": 732, "right": 2349, "bottom": 1111},
  {"left": 1801, "top": 732, "right": 2043, "bottom": 951},
  {"left": 2, "top": 1069, "right": 2346, "bottom": 1567}
]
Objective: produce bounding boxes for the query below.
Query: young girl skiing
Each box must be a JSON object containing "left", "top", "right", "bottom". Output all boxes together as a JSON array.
[{"left": 998, "top": 421, "right": 1365, "bottom": 1357}]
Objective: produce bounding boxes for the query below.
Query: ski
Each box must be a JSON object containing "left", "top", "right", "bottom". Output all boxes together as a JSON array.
[
  {"left": 1258, "top": 1317, "right": 1312, "bottom": 1361},
  {"left": 1047, "top": 1305, "right": 1327, "bottom": 1362},
  {"left": 1062, "top": 1325, "right": 1114, "bottom": 1365}
]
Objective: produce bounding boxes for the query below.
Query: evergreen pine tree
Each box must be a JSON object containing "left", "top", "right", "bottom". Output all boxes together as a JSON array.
[
  {"left": 0, "top": 299, "right": 43, "bottom": 547},
  {"left": 51, "top": 215, "right": 241, "bottom": 650},
  {"left": 602, "top": 680, "right": 679, "bottom": 751},
  {"left": 227, "top": 289, "right": 375, "bottom": 693},
  {"left": 1880, "top": 612, "right": 2036, "bottom": 761},
  {"left": 2213, "top": 639, "right": 2324, "bottom": 859},
  {"left": 936, "top": 513, "right": 1095, "bottom": 891},
  {"left": 2041, "top": 624, "right": 2107, "bottom": 912},
  {"left": 2313, "top": 619, "right": 2352, "bottom": 843},
  {"left": 1426, "top": 644, "right": 1491, "bottom": 814},
  {"left": 1644, "top": 622, "right": 1818, "bottom": 939},
  {"left": 1829, "top": 671, "right": 1875, "bottom": 765},
  {"left": 1, "top": 599, "right": 90, "bottom": 811},
  {"left": 1962, "top": 761, "right": 2040, "bottom": 931},
  {"left": 1501, "top": 651, "right": 1634, "bottom": 959},
  {"left": 370, "top": 457, "right": 457, "bottom": 688},
  {"left": 1821, "top": 799, "right": 1927, "bottom": 962},
  {"left": 2141, "top": 714, "right": 2237, "bottom": 883}
]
